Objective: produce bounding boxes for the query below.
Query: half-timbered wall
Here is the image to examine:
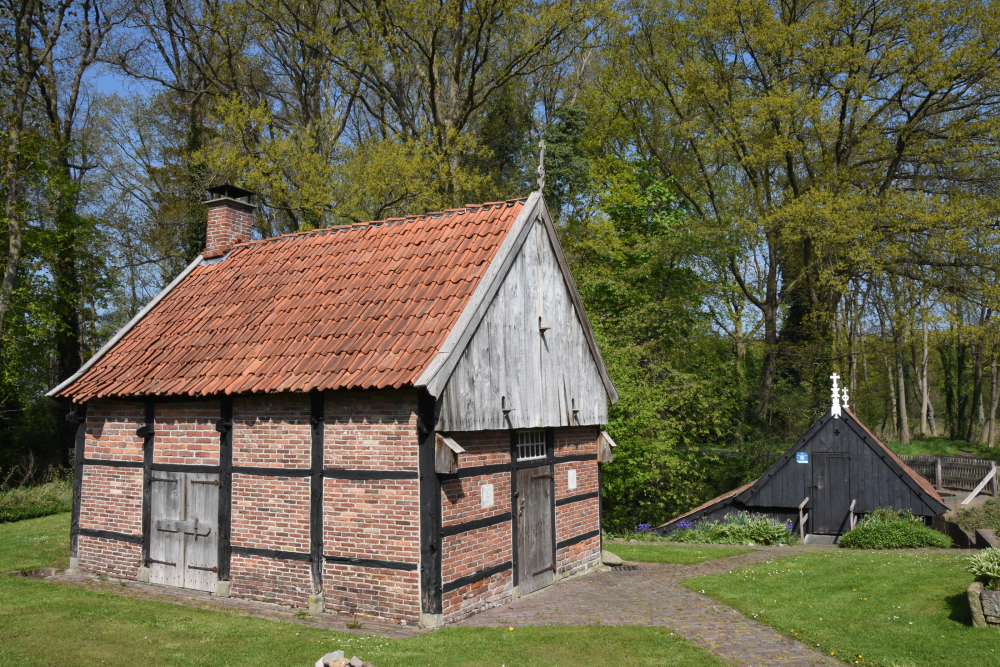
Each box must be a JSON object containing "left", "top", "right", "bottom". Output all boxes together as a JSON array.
[
  {"left": 323, "top": 389, "right": 421, "bottom": 622},
  {"left": 437, "top": 218, "right": 608, "bottom": 431}
]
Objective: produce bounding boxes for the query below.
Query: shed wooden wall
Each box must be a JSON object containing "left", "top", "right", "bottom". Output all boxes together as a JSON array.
[
  {"left": 436, "top": 217, "right": 608, "bottom": 431},
  {"left": 741, "top": 413, "right": 941, "bottom": 516}
]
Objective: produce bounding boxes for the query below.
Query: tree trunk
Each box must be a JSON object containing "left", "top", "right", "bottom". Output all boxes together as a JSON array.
[
  {"left": 989, "top": 345, "right": 999, "bottom": 448},
  {"left": 968, "top": 340, "right": 984, "bottom": 442},
  {"left": 896, "top": 341, "right": 910, "bottom": 445},
  {"left": 921, "top": 313, "right": 930, "bottom": 436}
]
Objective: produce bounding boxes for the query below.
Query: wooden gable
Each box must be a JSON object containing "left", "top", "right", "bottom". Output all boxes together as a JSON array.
[
  {"left": 736, "top": 409, "right": 948, "bottom": 517},
  {"left": 421, "top": 193, "right": 616, "bottom": 431}
]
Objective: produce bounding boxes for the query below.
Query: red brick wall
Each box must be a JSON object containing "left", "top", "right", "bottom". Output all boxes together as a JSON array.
[
  {"left": 229, "top": 395, "right": 313, "bottom": 605},
  {"left": 554, "top": 426, "right": 601, "bottom": 579},
  {"left": 319, "top": 389, "right": 421, "bottom": 620},
  {"left": 154, "top": 401, "right": 221, "bottom": 465},
  {"left": 323, "top": 564, "right": 420, "bottom": 622},
  {"left": 231, "top": 475, "right": 311, "bottom": 553},
  {"left": 230, "top": 554, "right": 312, "bottom": 607},
  {"left": 85, "top": 399, "right": 144, "bottom": 461},
  {"left": 440, "top": 431, "right": 514, "bottom": 622},
  {"left": 78, "top": 400, "right": 145, "bottom": 580},
  {"left": 323, "top": 390, "right": 418, "bottom": 471},
  {"left": 79, "top": 466, "right": 143, "bottom": 535},
  {"left": 77, "top": 535, "right": 142, "bottom": 578},
  {"left": 233, "top": 394, "right": 310, "bottom": 468}
]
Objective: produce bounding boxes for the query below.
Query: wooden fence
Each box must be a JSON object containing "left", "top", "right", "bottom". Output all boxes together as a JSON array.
[{"left": 898, "top": 455, "right": 998, "bottom": 494}]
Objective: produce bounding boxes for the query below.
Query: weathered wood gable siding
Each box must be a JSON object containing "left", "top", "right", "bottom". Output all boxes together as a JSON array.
[
  {"left": 437, "top": 218, "right": 608, "bottom": 432},
  {"left": 742, "top": 413, "right": 939, "bottom": 516}
]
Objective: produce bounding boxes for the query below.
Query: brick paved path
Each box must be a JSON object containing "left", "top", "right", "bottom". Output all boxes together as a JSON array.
[{"left": 458, "top": 546, "right": 842, "bottom": 667}]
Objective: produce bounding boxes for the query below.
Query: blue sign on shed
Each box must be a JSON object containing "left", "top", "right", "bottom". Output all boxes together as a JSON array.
[{"left": 796, "top": 452, "right": 809, "bottom": 463}]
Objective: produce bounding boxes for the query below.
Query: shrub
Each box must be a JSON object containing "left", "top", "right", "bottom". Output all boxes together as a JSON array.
[
  {"left": 967, "top": 547, "right": 1000, "bottom": 589},
  {"left": 839, "top": 507, "right": 952, "bottom": 549},
  {"left": 0, "top": 481, "right": 73, "bottom": 523},
  {"left": 665, "top": 511, "right": 797, "bottom": 546},
  {"left": 954, "top": 503, "right": 1000, "bottom": 534}
]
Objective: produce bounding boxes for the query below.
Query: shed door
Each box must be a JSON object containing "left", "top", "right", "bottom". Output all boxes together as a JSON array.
[
  {"left": 812, "top": 453, "right": 849, "bottom": 535},
  {"left": 148, "top": 472, "right": 218, "bottom": 592},
  {"left": 516, "top": 465, "right": 554, "bottom": 595}
]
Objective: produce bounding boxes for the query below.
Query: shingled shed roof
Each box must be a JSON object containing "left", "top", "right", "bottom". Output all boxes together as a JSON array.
[{"left": 50, "top": 199, "right": 528, "bottom": 401}]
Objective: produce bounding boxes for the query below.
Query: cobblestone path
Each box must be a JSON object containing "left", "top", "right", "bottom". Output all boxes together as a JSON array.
[{"left": 458, "top": 546, "right": 842, "bottom": 667}]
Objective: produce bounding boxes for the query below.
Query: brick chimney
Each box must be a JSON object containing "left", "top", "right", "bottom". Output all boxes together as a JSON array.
[{"left": 204, "top": 184, "right": 256, "bottom": 257}]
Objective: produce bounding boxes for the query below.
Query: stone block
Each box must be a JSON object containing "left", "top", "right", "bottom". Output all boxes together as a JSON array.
[
  {"left": 419, "top": 612, "right": 443, "bottom": 629},
  {"left": 309, "top": 593, "right": 325, "bottom": 613},
  {"left": 601, "top": 550, "right": 623, "bottom": 566},
  {"left": 216, "top": 580, "right": 231, "bottom": 598},
  {"left": 136, "top": 566, "right": 150, "bottom": 583},
  {"left": 969, "top": 581, "right": 988, "bottom": 628}
]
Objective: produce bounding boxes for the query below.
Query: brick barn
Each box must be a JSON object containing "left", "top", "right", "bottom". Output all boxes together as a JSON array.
[{"left": 48, "top": 187, "right": 618, "bottom": 627}]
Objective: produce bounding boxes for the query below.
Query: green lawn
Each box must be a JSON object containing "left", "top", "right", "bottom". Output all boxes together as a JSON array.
[
  {"left": 604, "top": 542, "right": 752, "bottom": 564},
  {"left": 1, "top": 514, "right": 726, "bottom": 667},
  {"left": 688, "top": 549, "right": 998, "bottom": 667},
  {"left": 885, "top": 436, "right": 999, "bottom": 460}
]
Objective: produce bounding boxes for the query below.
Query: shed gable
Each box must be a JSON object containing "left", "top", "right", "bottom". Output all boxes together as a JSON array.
[
  {"left": 433, "top": 203, "right": 612, "bottom": 431},
  {"left": 738, "top": 410, "right": 947, "bottom": 516}
]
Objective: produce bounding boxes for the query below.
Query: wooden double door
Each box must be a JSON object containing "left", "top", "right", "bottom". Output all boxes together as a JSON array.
[
  {"left": 812, "top": 453, "right": 850, "bottom": 535},
  {"left": 149, "top": 471, "right": 219, "bottom": 592},
  {"left": 516, "top": 465, "right": 554, "bottom": 595}
]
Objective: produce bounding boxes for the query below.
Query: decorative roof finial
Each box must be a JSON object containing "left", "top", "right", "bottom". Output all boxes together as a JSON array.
[
  {"left": 830, "top": 373, "right": 842, "bottom": 419},
  {"left": 536, "top": 138, "right": 546, "bottom": 192},
  {"left": 841, "top": 385, "right": 850, "bottom": 411}
]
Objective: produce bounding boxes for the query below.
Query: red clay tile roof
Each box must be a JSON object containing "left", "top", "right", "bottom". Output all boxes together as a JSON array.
[
  {"left": 845, "top": 408, "right": 946, "bottom": 506},
  {"left": 53, "top": 200, "right": 526, "bottom": 401}
]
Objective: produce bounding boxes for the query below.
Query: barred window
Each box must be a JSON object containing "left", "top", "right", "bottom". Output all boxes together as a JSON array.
[{"left": 517, "top": 430, "right": 546, "bottom": 460}]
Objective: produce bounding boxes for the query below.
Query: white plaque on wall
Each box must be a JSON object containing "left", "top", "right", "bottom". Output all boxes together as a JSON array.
[
  {"left": 481, "top": 483, "right": 494, "bottom": 508},
  {"left": 568, "top": 469, "right": 577, "bottom": 490}
]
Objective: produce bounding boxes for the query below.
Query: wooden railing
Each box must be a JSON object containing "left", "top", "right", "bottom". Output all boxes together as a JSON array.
[
  {"left": 799, "top": 497, "right": 809, "bottom": 540},
  {"left": 898, "top": 455, "right": 999, "bottom": 494}
]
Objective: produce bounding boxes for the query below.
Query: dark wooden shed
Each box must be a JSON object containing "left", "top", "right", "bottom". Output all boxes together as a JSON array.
[{"left": 656, "top": 401, "right": 948, "bottom": 538}]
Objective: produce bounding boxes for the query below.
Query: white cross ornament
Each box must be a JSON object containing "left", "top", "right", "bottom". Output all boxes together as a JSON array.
[
  {"left": 830, "top": 373, "right": 842, "bottom": 419},
  {"left": 841, "top": 385, "right": 850, "bottom": 411}
]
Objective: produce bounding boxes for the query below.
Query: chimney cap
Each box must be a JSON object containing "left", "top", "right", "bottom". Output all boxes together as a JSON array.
[{"left": 207, "top": 183, "right": 255, "bottom": 201}]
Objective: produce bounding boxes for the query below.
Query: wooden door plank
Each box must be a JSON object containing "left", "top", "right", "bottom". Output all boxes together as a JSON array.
[
  {"left": 149, "top": 470, "right": 184, "bottom": 587},
  {"left": 184, "top": 472, "right": 219, "bottom": 592}
]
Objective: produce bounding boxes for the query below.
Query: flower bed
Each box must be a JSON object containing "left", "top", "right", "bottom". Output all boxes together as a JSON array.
[{"left": 664, "top": 511, "right": 797, "bottom": 546}]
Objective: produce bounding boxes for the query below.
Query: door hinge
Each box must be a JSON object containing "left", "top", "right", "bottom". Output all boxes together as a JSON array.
[
  {"left": 150, "top": 477, "right": 177, "bottom": 483},
  {"left": 532, "top": 473, "right": 552, "bottom": 480},
  {"left": 533, "top": 565, "right": 554, "bottom": 576},
  {"left": 187, "top": 564, "right": 219, "bottom": 573},
  {"left": 147, "top": 558, "right": 176, "bottom": 567},
  {"left": 190, "top": 479, "right": 220, "bottom": 486}
]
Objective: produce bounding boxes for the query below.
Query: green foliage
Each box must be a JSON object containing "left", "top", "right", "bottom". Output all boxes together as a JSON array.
[
  {"left": 666, "top": 512, "right": 797, "bottom": 546},
  {"left": 0, "top": 481, "right": 72, "bottom": 524},
  {"left": 839, "top": 508, "right": 952, "bottom": 549},
  {"left": 953, "top": 503, "right": 1000, "bottom": 535},
  {"left": 966, "top": 547, "right": 1000, "bottom": 589}
]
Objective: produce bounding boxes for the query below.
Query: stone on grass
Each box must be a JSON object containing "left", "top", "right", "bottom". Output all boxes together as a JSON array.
[
  {"left": 349, "top": 657, "right": 364, "bottom": 667},
  {"left": 602, "top": 550, "right": 623, "bottom": 566},
  {"left": 315, "top": 651, "right": 346, "bottom": 667}
]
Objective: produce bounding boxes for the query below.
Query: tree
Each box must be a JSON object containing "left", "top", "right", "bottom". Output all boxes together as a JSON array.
[{"left": 602, "top": 0, "right": 1000, "bottom": 429}]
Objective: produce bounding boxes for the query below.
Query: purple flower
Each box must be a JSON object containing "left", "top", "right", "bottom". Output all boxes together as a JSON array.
[
  {"left": 786, "top": 521, "right": 795, "bottom": 533},
  {"left": 636, "top": 523, "right": 652, "bottom": 532},
  {"left": 677, "top": 520, "right": 693, "bottom": 530}
]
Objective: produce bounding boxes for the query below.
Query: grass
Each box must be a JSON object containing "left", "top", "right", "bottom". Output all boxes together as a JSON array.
[
  {"left": 885, "top": 436, "right": 999, "bottom": 460},
  {"left": 605, "top": 542, "right": 752, "bottom": 564},
  {"left": 0, "top": 480, "right": 73, "bottom": 523},
  {"left": 688, "top": 549, "right": 998, "bottom": 667},
  {"left": 0, "top": 514, "right": 727, "bottom": 667}
]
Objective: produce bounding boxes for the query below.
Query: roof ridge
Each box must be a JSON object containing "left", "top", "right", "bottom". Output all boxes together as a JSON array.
[{"left": 229, "top": 197, "right": 528, "bottom": 252}]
